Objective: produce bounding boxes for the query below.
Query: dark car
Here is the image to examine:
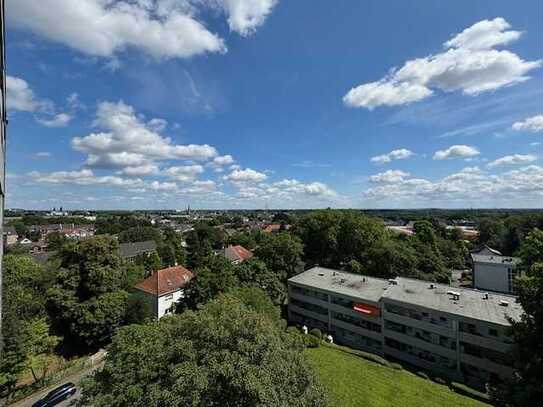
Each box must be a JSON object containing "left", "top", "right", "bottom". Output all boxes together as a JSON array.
[{"left": 32, "top": 382, "right": 77, "bottom": 406}]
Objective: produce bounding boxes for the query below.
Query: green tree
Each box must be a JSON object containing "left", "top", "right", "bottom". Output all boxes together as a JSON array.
[
  {"left": 255, "top": 233, "right": 304, "bottom": 280},
  {"left": 45, "top": 231, "right": 68, "bottom": 251},
  {"left": 79, "top": 294, "right": 329, "bottom": 407},
  {"left": 295, "top": 210, "right": 340, "bottom": 267},
  {"left": 20, "top": 318, "right": 60, "bottom": 382},
  {"left": 118, "top": 226, "right": 161, "bottom": 244},
  {"left": 234, "top": 258, "right": 286, "bottom": 305}
]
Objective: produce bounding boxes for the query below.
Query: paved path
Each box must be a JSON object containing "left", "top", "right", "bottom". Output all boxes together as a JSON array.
[{"left": 10, "top": 361, "right": 104, "bottom": 407}]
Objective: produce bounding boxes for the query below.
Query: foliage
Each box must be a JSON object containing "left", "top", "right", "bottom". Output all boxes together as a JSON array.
[
  {"left": 254, "top": 232, "right": 304, "bottom": 280},
  {"left": 80, "top": 294, "right": 329, "bottom": 407},
  {"left": 95, "top": 215, "right": 151, "bottom": 235},
  {"left": 309, "top": 328, "right": 322, "bottom": 339},
  {"left": 45, "top": 231, "right": 68, "bottom": 250},
  {"left": 234, "top": 258, "right": 286, "bottom": 305},
  {"left": 228, "top": 286, "right": 281, "bottom": 322},
  {"left": 118, "top": 226, "right": 161, "bottom": 243}
]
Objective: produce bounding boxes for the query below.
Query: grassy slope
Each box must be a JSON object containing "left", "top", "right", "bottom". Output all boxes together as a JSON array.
[{"left": 306, "top": 345, "right": 488, "bottom": 407}]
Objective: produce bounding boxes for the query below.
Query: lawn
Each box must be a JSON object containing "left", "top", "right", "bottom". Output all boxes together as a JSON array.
[{"left": 306, "top": 345, "right": 489, "bottom": 407}]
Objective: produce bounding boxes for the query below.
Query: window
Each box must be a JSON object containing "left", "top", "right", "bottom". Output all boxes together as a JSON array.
[
  {"left": 163, "top": 294, "right": 174, "bottom": 301},
  {"left": 440, "top": 316, "right": 447, "bottom": 323},
  {"left": 489, "top": 328, "right": 498, "bottom": 337}
]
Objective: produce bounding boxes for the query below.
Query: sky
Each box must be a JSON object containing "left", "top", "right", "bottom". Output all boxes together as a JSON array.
[{"left": 5, "top": 0, "right": 543, "bottom": 210}]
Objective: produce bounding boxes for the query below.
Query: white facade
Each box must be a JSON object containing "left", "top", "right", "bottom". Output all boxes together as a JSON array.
[
  {"left": 157, "top": 289, "right": 185, "bottom": 318},
  {"left": 473, "top": 262, "right": 518, "bottom": 294}
]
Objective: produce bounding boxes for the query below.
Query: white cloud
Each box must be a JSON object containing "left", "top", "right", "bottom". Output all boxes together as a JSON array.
[
  {"left": 213, "top": 154, "right": 235, "bottom": 166},
  {"left": 36, "top": 113, "right": 72, "bottom": 128},
  {"left": 30, "top": 169, "right": 144, "bottom": 188},
  {"left": 433, "top": 145, "right": 480, "bottom": 160},
  {"left": 512, "top": 115, "right": 543, "bottom": 133},
  {"left": 369, "top": 170, "right": 410, "bottom": 183},
  {"left": 147, "top": 118, "right": 168, "bottom": 132},
  {"left": 163, "top": 165, "right": 204, "bottom": 182},
  {"left": 217, "top": 0, "right": 278, "bottom": 36},
  {"left": 149, "top": 181, "right": 178, "bottom": 191},
  {"left": 9, "top": 0, "right": 226, "bottom": 60},
  {"left": 192, "top": 180, "right": 216, "bottom": 190},
  {"left": 73, "top": 101, "right": 218, "bottom": 172},
  {"left": 370, "top": 148, "right": 414, "bottom": 164},
  {"left": 344, "top": 18, "right": 541, "bottom": 109},
  {"left": 117, "top": 164, "right": 159, "bottom": 176},
  {"left": 224, "top": 168, "right": 267, "bottom": 183},
  {"left": 487, "top": 154, "right": 537, "bottom": 168}
]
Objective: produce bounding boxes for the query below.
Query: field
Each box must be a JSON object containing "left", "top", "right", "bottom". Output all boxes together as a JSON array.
[{"left": 306, "top": 345, "right": 488, "bottom": 407}]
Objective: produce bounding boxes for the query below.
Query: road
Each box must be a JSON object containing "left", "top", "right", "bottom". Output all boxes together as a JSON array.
[{"left": 10, "top": 362, "right": 102, "bottom": 407}]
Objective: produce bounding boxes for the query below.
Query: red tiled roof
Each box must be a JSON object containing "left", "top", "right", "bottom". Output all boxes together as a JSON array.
[
  {"left": 263, "top": 224, "right": 281, "bottom": 233},
  {"left": 134, "top": 265, "right": 194, "bottom": 296},
  {"left": 224, "top": 245, "right": 253, "bottom": 262}
]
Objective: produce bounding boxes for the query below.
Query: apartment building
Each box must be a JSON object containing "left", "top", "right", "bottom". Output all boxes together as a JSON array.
[
  {"left": 470, "top": 245, "right": 522, "bottom": 294},
  {"left": 288, "top": 267, "right": 523, "bottom": 388}
]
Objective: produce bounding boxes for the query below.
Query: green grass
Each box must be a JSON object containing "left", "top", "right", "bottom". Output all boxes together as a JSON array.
[{"left": 306, "top": 345, "right": 489, "bottom": 407}]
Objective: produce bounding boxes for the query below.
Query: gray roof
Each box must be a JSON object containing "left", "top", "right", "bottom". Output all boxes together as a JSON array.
[
  {"left": 288, "top": 267, "right": 523, "bottom": 326},
  {"left": 288, "top": 267, "right": 390, "bottom": 303},
  {"left": 383, "top": 277, "right": 523, "bottom": 326},
  {"left": 119, "top": 240, "right": 157, "bottom": 258},
  {"left": 471, "top": 253, "right": 521, "bottom": 266}
]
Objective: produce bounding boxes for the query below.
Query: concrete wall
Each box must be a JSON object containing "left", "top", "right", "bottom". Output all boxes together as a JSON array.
[{"left": 473, "top": 262, "right": 511, "bottom": 293}]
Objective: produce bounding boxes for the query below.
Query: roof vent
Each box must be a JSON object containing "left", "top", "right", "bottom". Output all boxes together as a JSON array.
[
  {"left": 483, "top": 293, "right": 489, "bottom": 300},
  {"left": 499, "top": 300, "right": 509, "bottom": 307},
  {"left": 429, "top": 284, "right": 435, "bottom": 289},
  {"left": 340, "top": 278, "right": 346, "bottom": 283},
  {"left": 388, "top": 279, "right": 398, "bottom": 285}
]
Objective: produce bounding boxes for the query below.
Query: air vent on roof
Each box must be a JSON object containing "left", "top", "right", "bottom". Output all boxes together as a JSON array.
[
  {"left": 362, "top": 277, "right": 366, "bottom": 282},
  {"left": 340, "top": 278, "right": 346, "bottom": 283},
  {"left": 499, "top": 300, "right": 509, "bottom": 307},
  {"left": 388, "top": 279, "right": 397, "bottom": 285},
  {"left": 429, "top": 284, "right": 434, "bottom": 289},
  {"left": 318, "top": 273, "right": 324, "bottom": 276},
  {"left": 483, "top": 293, "right": 489, "bottom": 300}
]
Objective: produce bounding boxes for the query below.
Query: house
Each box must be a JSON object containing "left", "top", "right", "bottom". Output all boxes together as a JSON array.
[
  {"left": 470, "top": 246, "right": 522, "bottom": 294},
  {"left": 134, "top": 265, "right": 194, "bottom": 318},
  {"left": 262, "top": 224, "right": 289, "bottom": 234},
  {"left": 3, "top": 226, "right": 18, "bottom": 246},
  {"left": 223, "top": 245, "right": 253, "bottom": 264},
  {"left": 119, "top": 240, "right": 157, "bottom": 261},
  {"left": 288, "top": 267, "right": 524, "bottom": 389}
]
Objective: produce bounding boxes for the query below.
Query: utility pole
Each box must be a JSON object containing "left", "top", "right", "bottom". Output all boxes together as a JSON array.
[{"left": 0, "top": 0, "right": 7, "bottom": 342}]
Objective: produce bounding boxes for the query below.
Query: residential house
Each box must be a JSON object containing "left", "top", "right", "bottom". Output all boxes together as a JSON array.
[
  {"left": 3, "top": 225, "right": 18, "bottom": 246},
  {"left": 223, "top": 245, "right": 253, "bottom": 264},
  {"left": 134, "top": 265, "right": 194, "bottom": 318},
  {"left": 470, "top": 246, "right": 522, "bottom": 294},
  {"left": 119, "top": 240, "right": 157, "bottom": 261}
]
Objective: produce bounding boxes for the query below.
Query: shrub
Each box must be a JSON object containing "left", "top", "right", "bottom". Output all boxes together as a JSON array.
[
  {"left": 286, "top": 326, "right": 298, "bottom": 335},
  {"left": 309, "top": 328, "right": 322, "bottom": 339},
  {"left": 450, "top": 382, "right": 490, "bottom": 403},
  {"left": 278, "top": 319, "right": 288, "bottom": 331},
  {"left": 304, "top": 335, "right": 321, "bottom": 348},
  {"left": 389, "top": 363, "right": 403, "bottom": 370},
  {"left": 415, "top": 371, "right": 429, "bottom": 380},
  {"left": 431, "top": 376, "right": 448, "bottom": 386}
]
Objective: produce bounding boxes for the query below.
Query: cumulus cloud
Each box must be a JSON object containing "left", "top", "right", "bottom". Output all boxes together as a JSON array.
[
  {"left": 117, "top": 164, "right": 160, "bottom": 176},
  {"left": 343, "top": 18, "right": 541, "bottom": 109},
  {"left": 363, "top": 165, "right": 543, "bottom": 205},
  {"left": 512, "top": 115, "right": 543, "bottom": 133},
  {"left": 224, "top": 168, "right": 267, "bottom": 183},
  {"left": 369, "top": 170, "right": 410, "bottom": 183},
  {"left": 9, "top": 0, "right": 226, "bottom": 60},
  {"left": 7, "top": 75, "right": 76, "bottom": 127},
  {"left": 370, "top": 148, "right": 414, "bottom": 164},
  {"left": 487, "top": 154, "right": 537, "bottom": 168},
  {"left": 73, "top": 101, "right": 218, "bottom": 173},
  {"left": 433, "top": 145, "right": 480, "bottom": 160},
  {"left": 163, "top": 165, "right": 204, "bottom": 182},
  {"left": 30, "top": 169, "right": 145, "bottom": 188},
  {"left": 9, "top": 0, "right": 278, "bottom": 62}
]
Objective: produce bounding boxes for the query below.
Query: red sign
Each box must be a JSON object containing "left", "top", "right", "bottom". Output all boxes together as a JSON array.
[{"left": 353, "top": 303, "right": 380, "bottom": 316}]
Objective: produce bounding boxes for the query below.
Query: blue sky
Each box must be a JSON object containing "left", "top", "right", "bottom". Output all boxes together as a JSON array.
[{"left": 5, "top": 0, "right": 543, "bottom": 209}]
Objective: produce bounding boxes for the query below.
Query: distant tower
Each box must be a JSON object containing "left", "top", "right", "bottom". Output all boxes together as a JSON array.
[
  {"left": 186, "top": 205, "right": 191, "bottom": 215},
  {"left": 0, "top": 0, "right": 7, "bottom": 341}
]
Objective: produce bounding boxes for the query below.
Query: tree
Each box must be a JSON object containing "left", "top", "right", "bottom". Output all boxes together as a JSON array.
[
  {"left": 234, "top": 258, "right": 286, "bottom": 305},
  {"left": 295, "top": 210, "right": 340, "bottom": 267},
  {"left": 490, "top": 228, "right": 543, "bottom": 406},
  {"left": 255, "top": 233, "right": 304, "bottom": 280},
  {"left": 79, "top": 294, "right": 329, "bottom": 407},
  {"left": 135, "top": 251, "right": 162, "bottom": 275},
  {"left": 20, "top": 318, "right": 59, "bottom": 382},
  {"left": 118, "top": 226, "right": 161, "bottom": 244},
  {"left": 182, "top": 255, "right": 238, "bottom": 309},
  {"left": 45, "top": 231, "right": 68, "bottom": 251}
]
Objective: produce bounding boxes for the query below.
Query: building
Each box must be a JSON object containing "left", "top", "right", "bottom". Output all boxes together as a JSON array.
[
  {"left": 288, "top": 267, "right": 523, "bottom": 388},
  {"left": 471, "top": 245, "right": 522, "bottom": 294},
  {"left": 223, "top": 245, "right": 253, "bottom": 264},
  {"left": 3, "top": 225, "right": 17, "bottom": 246},
  {"left": 134, "top": 265, "right": 194, "bottom": 318},
  {"left": 119, "top": 240, "right": 157, "bottom": 261}
]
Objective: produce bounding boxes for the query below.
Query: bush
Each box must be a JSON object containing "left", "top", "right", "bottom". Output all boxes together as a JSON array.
[
  {"left": 389, "top": 363, "right": 403, "bottom": 370},
  {"left": 278, "top": 319, "right": 288, "bottom": 331},
  {"left": 450, "top": 382, "right": 490, "bottom": 403},
  {"left": 415, "top": 371, "right": 429, "bottom": 380},
  {"left": 286, "top": 326, "right": 298, "bottom": 335},
  {"left": 431, "top": 376, "right": 448, "bottom": 386},
  {"left": 304, "top": 335, "right": 321, "bottom": 348},
  {"left": 309, "top": 328, "right": 322, "bottom": 339}
]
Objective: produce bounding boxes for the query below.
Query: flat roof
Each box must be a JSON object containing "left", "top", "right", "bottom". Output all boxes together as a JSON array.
[
  {"left": 288, "top": 268, "right": 523, "bottom": 326},
  {"left": 471, "top": 253, "right": 521, "bottom": 265},
  {"left": 288, "top": 267, "right": 390, "bottom": 303},
  {"left": 383, "top": 278, "right": 523, "bottom": 326}
]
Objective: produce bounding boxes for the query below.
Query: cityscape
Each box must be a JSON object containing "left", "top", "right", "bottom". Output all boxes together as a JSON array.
[{"left": 2, "top": 1, "right": 543, "bottom": 407}]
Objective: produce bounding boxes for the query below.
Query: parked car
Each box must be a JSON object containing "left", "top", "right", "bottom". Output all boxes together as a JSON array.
[{"left": 32, "top": 383, "right": 77, "bottom": 406}]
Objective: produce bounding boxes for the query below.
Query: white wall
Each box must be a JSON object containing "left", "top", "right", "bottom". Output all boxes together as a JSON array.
[
  {"left": 157, "top": 289, "right": 185, "bottom": 318},
  {"left": 473, "top": 262, "right": 512, "bottom": 293}
]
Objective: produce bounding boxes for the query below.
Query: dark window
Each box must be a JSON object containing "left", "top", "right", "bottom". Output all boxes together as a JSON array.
[{"left": 489, "top": 328, "right": 498, "bottom": 337}]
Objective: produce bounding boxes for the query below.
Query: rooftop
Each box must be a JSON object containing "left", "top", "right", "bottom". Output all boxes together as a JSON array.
[
  {"left": 289, "top": 267, "right": 523, "bottom": 326},
  {"left": 471, "top": 253, "right": 521, "bottom": 266},
  {"left": 288, "top": 267, "right": 390, "bottom": 303},
  {"left": 223, "top": 245, "right": 253, "bottom": 262},
  {"left": 134, "top": 265, "right": 194, "bottom": 296},
  {"left": 119, "top": 240, "right": 157, "bottom": 258}
]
